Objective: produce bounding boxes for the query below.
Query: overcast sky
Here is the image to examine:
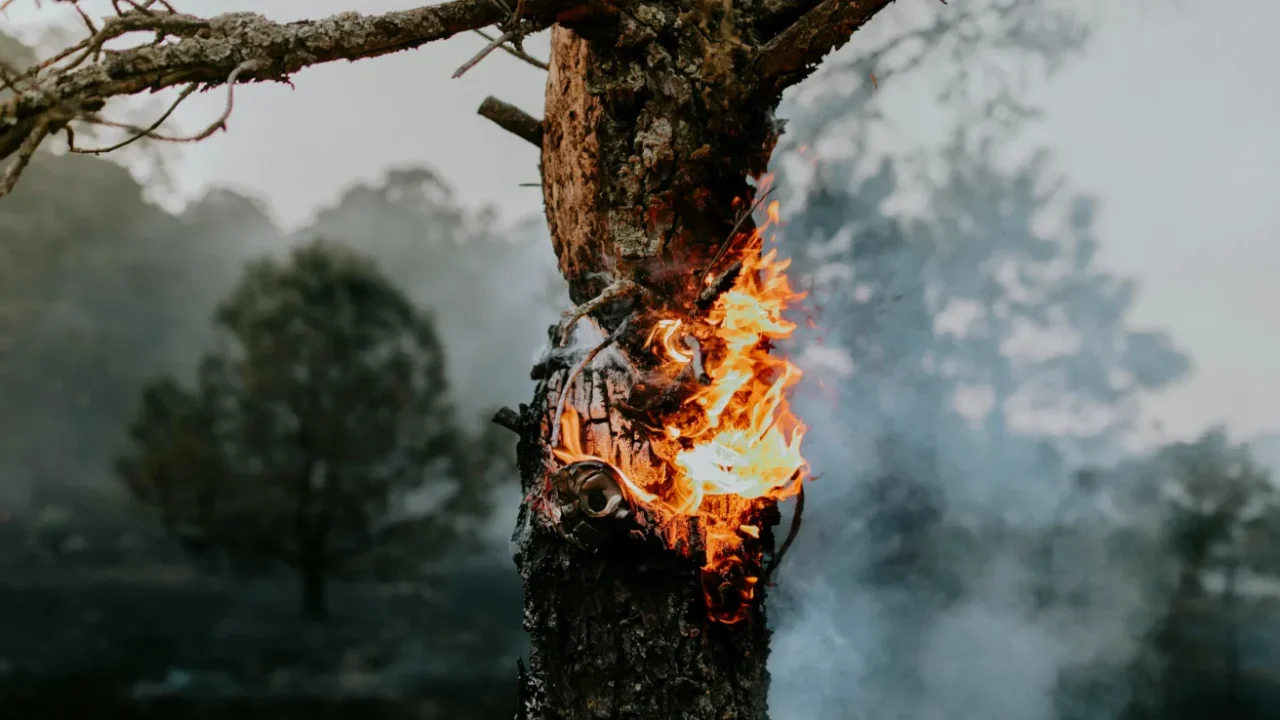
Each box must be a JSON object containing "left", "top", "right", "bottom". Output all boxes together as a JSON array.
[{"left": 7, "top": 0, "right": 1278, "bottom": 446}]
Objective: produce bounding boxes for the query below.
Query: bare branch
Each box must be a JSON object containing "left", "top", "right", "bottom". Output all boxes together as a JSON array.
[
  {"left": 0, "top": 114, "right": 56, "bottom": 198},
  {"left": 454, "top": 29, "right": 516, "bottom": 78},
  {"left": 0, "top": 0, "right": 587, "bottom": 198},
  {"left": 474, "top": 28, "right": 549, "bottom": 70},
  {"left": 477, "top": 95, "right": 543, "bottom": 147},
  {"left": 70, "top": 84, "right": 197, "bottom": 154},
  {"left": 757, "top": 0, "right": 897, "bottom": 87}
]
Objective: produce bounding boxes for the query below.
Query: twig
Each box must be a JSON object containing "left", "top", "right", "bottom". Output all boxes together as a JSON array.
[
  {"left": 699, "top": 185, "right": 776, "bottom": 290},
  {"left": 0, "top": 115, "right": 55, "bottom": 198},
  {"left": 555, "top": 278, "right": 637, "bottom": 347},
  {"left": 453, "top": 29, "right": 515, "bottom": 78},
  {"left": 79, "top": 58, "right": 260, "bottom": 151},
  {"left": 763, "top": 480, "right": 804, "bottom": 585},
  {"left": 549, "top": 314, "right": 635, "bottom": 448},
  {"left": 171, "top": 59, "right": 265, "bottom": 141},
  {"left": 477, "top": 95, "right": 543, "bottom": 147},
  {"left": 69, "top": 83, "right": 196, "bottom": 154},
  {"left": 474, "top": 28, "right": 548, "bottom": 70},
  {"left": 0, "top": 59, "right": 21, "bottom": 92}
]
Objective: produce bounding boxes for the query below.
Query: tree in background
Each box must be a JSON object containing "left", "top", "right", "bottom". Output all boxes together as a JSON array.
[
  {"left": 1096, "top": 429, "right": 1277, "bottom": 719},
  {"left": 765, "top": 3, "right": 1194, "bottom": 719},
  {"left": 118, "top": 241, "right": 488, "bottom": 620},
  {"left": 301, "top": 167, "right": 564, "bottom": 417},
  {"left": 1149, "top": 429, "right": 1274, "bottom": 598}
]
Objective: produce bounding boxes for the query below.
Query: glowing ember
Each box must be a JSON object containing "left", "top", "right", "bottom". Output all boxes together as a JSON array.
[{"left": 553, "top": 188, "right": 808, "bottom": 623}]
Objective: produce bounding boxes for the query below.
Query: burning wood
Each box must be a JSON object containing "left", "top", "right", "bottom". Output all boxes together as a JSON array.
[{"left": 545, "top": 188, "right": 809, "bottom": 623}]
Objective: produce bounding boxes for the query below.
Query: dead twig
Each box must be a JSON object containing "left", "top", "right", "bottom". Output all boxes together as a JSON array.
[
  {"left": 554, "top": 278, "right": 638, "bottom": 347},
  {"left": 71, "top": 58, "right": 262, "bottom": 158},
  {"left": 697, "top": 185, "right": 777, "bottom": 302},
  {"left": 474, "top": 28, "right": 548, "bottom": 70},
  {"left": 68, "top": 84, "right": 196, "bottom": 154},
  {"left": 0, "top": 115, "right": 56, "bottom": 198},
  {"left": 763, "top": 480, "right": 804, "bottom": 585},
  {"left": 453, "top": 29, "right": 516, "bottom": 78}
]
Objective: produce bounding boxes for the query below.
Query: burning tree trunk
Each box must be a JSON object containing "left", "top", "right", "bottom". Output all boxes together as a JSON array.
[
  {"left": 0, "top": 0, "right": 900, "bottom": 715},
  {"left": 505, "top": 5, "right": 893, "bottom": 716}
]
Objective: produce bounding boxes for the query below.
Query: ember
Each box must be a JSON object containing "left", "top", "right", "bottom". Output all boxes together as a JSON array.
[{"left": 552, "top": 186, "right": 808, "bottom": 623}]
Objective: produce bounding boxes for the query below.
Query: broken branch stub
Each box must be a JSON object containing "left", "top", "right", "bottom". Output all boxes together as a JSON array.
[{"left": 477, "top": 96, "right": 544, "bottom": 148}]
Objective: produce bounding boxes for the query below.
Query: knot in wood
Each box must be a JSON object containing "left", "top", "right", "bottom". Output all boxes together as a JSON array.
[{"left": 550, "top": 460, "right": 632, "bottom": 548}]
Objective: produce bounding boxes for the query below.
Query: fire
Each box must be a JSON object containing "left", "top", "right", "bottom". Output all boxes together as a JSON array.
[{"left": 553, "top": 187, "right": 808, "bottom": 623}]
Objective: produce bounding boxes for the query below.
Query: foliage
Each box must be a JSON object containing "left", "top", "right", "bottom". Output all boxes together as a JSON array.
[
  {"left": 301, "top": 167, "right": 564, "bottom": 419},
  {"left": 117, "top": 241, "right": 491, "bottom": 617},
  {"left": 1147, "top": 429, "right": 1274, "bottom": 581},
  {"left": 0, "top": 149, "right": 243, "bottom": 499}
]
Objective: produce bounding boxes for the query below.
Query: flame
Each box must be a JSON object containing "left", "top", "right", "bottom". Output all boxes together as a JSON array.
[{"left": 554, "top": 184, "right": 808, "bottom": 623}]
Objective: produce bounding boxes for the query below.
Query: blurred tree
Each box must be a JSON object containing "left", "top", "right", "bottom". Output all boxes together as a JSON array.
[
  {"left": 118, "top": 241, "right": 486, "bottom": 619},
  {"left": 770, "top": 5, "right": 1191, "bottom": 718},
  {"left": 1147, "top": 429, "right": 1274, "bottom": 597},
  {"left": 300, "top": 168, "right": 564, "bottom": 419},
  {"left": 0, "top": 132, "right": 271, "bottom": 505}
]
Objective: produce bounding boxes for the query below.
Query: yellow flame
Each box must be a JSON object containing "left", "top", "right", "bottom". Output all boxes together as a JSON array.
[{"left": 553, "top": 184, "right": 807, "bottom": 622}]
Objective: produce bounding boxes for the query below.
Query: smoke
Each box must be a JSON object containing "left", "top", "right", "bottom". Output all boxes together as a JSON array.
[
  {"left": 751, "top": 2, "right": 1210, "bottom": 714},
  {"left": 769, "top": 373, "right": 1170, "bottom": 720},
  {"left": 761, "top": 149, "right": 1182, "bottom": 719}
]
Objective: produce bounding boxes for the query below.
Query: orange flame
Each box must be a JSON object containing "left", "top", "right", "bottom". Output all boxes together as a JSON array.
[{"left": 554, "top": 186, "right": 808, "bottom": 623}]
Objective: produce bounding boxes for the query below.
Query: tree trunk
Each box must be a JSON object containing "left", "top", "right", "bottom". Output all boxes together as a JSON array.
[
  {"left": 498, "top": 1, "right": 897, "bottom": 717},
  {"left": 512, "top": 9, "right": 787, "bottom": 719},
  {"left": 301, "top": 556, "right": 328, "bottom": 622}
]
